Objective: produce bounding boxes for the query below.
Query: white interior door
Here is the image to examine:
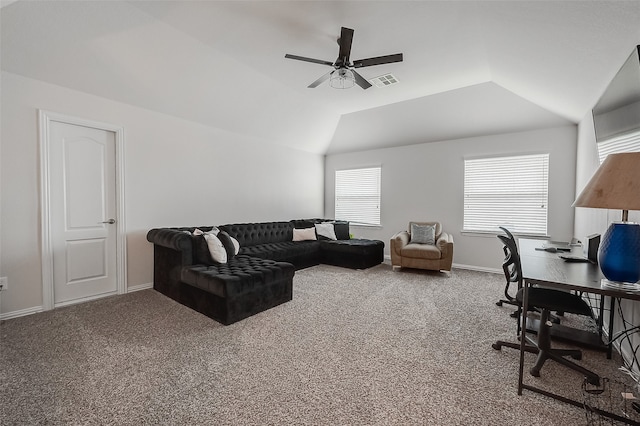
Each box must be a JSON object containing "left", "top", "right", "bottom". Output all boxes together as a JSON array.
[{"left": 49, "top": 121, "right": 118, "bottom": 305}]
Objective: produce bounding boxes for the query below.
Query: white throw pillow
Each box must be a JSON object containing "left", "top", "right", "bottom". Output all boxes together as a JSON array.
[
  {"left": 193, "top": 227, "right": 219, "bottom": 236},
  {"left": 230, "top": 236, "right": 240, "bottom": 255},
  {"left": 315, "top": 222, "right": 337, "bottom": 240},
  {"left": 204, "top": 233, "right": 227, "bottom": 263},
  {"left": 293, "top": 227, "right": 317, "bottom": 241}
]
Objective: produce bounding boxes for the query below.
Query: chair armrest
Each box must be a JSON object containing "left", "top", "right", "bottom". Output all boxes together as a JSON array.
[
  {"left": 392, "top": 231, "right": 410, "bottom": 246},
  {"left": 391, "top": 231, "right": 410, "bottom": 255},
  {"left": 436, "top": 232, "right": 454, "bottom": 257}
]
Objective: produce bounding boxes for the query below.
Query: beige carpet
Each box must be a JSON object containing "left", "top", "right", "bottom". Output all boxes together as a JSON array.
[{"left": 1, "top": 263, "right": 637, "bottom": 425}]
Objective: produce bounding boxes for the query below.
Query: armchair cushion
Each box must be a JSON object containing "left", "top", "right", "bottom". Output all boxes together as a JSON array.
[{"left": 402, "top": 242, "right": 442, "bottom": 260}]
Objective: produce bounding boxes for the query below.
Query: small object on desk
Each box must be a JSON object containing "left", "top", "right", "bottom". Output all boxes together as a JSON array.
[
  {"left": 559, "top": 254, "right": 593, "bottom": 263},
  {"left": 542, "top": 241, "right": 572, "bottom": 251},
  {"left": 535, "top": 246, "right": 571, "bottom": 253},
  {"left": 585, "top": 234, "right": 601, "bottom": 263},
  {"left": 535, "top": 247, "right": 557, "bottom": 252}
]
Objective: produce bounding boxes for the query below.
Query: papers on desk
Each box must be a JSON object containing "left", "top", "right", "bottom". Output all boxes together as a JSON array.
[{"left": 534, "top": 241, "right": 576, "bottom": 253}]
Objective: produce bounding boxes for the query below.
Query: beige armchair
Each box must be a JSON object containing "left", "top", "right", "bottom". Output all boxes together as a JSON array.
[{"left": 390, "top": 221, "right": 454, "bottom": 272}]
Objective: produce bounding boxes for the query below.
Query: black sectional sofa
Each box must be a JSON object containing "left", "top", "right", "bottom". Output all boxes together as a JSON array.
[{"left": 146, "top": 219, "right": 384, "bottom": 325}]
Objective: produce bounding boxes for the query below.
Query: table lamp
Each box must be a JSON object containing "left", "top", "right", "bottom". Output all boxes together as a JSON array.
[{"left": 573, "top": 152, "right": 640, "bottom": 285}]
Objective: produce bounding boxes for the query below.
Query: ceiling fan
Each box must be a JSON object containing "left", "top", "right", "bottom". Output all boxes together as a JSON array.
[{"left": 285, "top": 27, "right": 403, "bottom": 90}]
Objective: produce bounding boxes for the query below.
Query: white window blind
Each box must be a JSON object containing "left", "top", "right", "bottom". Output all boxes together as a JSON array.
[
  {"left": 335, "top": 167, "right": 381, "bottom": 226},
  {"left": 597, "top": 130, "right": 640, "bottom": 163},
  {"left": 463, "top": 154, "right": 549, "bottom": 235}
]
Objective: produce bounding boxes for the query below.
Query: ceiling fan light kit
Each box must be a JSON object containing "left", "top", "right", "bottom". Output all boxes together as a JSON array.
[
  {"left": 330, "top": 68, "right": 355, "bottom": 89},
  {"left": 285, "top": 27, "right": 403, "bottom": 90}
]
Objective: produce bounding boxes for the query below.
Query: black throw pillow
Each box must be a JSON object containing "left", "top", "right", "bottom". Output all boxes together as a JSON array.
[
  {"left": 193, "top": 235, "right": 214, "bottom": 265},
  {"left": 217, "top": 231, "right": 237, "bottom": 260},
  {"left": 333, "top": 221, "right": 350, "bottom": 240}
]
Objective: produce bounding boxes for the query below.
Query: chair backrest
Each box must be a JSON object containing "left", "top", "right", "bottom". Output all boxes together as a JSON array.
[
  {"left": 498, "top": 226, "right": 515, "bottom": 243},
  {"left": 497, "top": 232, "right": 522, "bottom": 286}
]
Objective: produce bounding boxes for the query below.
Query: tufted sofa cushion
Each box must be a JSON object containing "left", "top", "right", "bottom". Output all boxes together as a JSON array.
[
  {"left": 219, "top": 222, "right": 293, "bottom": 247},
  {"left": 181, "top": 255, "right": 294, "bottom": 298},
  {"left": 239, "top": 240, "right": 320, "bottom": 261}
]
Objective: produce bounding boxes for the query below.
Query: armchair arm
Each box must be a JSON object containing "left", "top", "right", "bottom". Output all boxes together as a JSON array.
[
  {"left": 436, "top": 232, "right": 453, "bottom": 254},
  {"left": 436, "top": 232, "right": 454, "bottom": 270},
  {"left": 390, "top": 231, "right": 410, "bottom": 266}
]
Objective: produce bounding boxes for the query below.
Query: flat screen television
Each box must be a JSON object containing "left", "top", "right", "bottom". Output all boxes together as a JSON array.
[{"left": 592, "top": 45, "right": 640, "bottom": 142}]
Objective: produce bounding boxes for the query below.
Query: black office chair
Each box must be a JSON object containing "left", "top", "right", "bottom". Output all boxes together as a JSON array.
[
  {"left": 492, "top": 233, "right": 600, "bottom": 385},
  {"left": 495, "top": 227, "right": 561, "bottom": 325},
  {"left": 495, "top": 227, "right": 520, "bottom": 318}
]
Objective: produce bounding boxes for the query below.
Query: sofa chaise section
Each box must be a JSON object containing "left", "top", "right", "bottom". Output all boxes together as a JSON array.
[
  {"left": 181, "top": 255, "right": 294, "bottom": 325},
  {"left": 147, "top": 227, "right": 295, "bottom": 325}
]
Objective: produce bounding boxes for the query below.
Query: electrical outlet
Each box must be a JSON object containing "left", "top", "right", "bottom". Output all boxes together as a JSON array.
[{"left": 0, "top": 277, "right": 7, "bottom": 291}]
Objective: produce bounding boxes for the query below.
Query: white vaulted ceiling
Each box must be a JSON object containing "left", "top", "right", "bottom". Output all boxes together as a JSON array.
[{"left": 2, "top": 1, "right": 640, "bottom": 154}]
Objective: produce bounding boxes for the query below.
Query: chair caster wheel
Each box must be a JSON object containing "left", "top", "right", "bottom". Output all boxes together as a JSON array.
[
  {"left": 530, "top": 368, "right": 541, "bottom": 378},
  {"left": 496, "top": 301, "right": 503, "bottom": 306},
  {"left": 572, "top": 353, "right": 582, "bottom": 361},
  {"left": 492, "top": 343, "right": 502, "bottom": 350}
]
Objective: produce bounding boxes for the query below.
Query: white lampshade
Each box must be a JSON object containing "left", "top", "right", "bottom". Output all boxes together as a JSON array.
[{"left": 573, "top": 152, "right": 640, "bottom": 213}]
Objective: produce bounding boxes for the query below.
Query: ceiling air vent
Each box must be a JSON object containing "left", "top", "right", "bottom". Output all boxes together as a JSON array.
[{"left": 370, "top": 73, "right": 399, "bottom": 88}]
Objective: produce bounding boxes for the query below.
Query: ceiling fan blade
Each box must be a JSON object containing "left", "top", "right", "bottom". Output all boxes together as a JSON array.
[
  {"left": 353, "top": 53, "right": 403, "bottom": 68},
  {"left": 337, "top": 27, "right": 354, "bottom": 66},
  {"left": 285, "top": 54, "right": 334, "bottom": 67},
  {"left": 352, "top": 70, "right": 372, "bottom": 90},
  {"left": 308, "top": 71, "right": 333, "bottom": 88}
]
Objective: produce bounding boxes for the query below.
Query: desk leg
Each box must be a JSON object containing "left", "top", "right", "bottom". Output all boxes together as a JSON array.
[
  {"left": 598, "top": 294, "right": 604, "bottom": 342},
  {"left": 608, "top": 297, "right": 615, "bottom": 359},
  {"left": 518, "top": 280, "right": 530, "bottom": 395}
]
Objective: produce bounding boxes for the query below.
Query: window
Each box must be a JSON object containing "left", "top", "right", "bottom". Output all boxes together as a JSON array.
[
  {"left": 596, "top": 130, "right": 640, "bottom": 163},
  {"left": 463, "top": 153, "right": 549, "bottom": 235},
  {"left": 335, "top": 167, "right": 381, "bottom": 226}
]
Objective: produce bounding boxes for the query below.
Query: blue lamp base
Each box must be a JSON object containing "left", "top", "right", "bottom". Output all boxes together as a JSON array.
[{"left": 598, "top": 222, "right": 640, "bottom": 284}]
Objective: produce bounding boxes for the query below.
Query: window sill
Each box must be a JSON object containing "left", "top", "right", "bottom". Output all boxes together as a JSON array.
[
  {"left": 350, "top": 223, "right": 382, "bottom": 229},
  {"left": 461, "top": 230, "right": 550, "bottom": 239}
]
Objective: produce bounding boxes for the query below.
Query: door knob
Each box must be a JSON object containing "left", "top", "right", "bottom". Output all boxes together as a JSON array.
[{"left": 101, "top": 219, "right": 116, "bottom": 224}]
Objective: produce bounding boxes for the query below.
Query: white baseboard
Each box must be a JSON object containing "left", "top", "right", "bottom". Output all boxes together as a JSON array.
[
  {"left": 452, "top": 263, "right": 502, "bottom": 275},
  {"left": 0, "top": 305, "right": 43, "bottom": 321},
  {"left": 128, "top": 282, "right": 153, "bottom": 293},
  {"left": 383, "top": 255, "right": 501, "bottom": 275},
  {"left": 0, "top": 284, "right": 152, "bottom": 321}
]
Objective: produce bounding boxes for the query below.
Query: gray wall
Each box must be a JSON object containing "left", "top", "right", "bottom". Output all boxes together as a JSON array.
[
  {"left": 0, "top": 71, "right": 325, "bottom": 316},
  {"left": 325, "top": 125, "right": 578, "bottom": 271}
]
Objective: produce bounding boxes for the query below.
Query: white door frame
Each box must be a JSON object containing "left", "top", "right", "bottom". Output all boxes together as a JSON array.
[{"left": 39, "top": 110, "right": 127, "bottom": 310}]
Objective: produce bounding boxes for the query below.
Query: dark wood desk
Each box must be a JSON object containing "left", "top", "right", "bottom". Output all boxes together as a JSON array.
[{"left": 518, "top": 238, "right": 640, "bottom": 425}]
